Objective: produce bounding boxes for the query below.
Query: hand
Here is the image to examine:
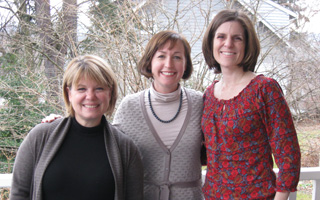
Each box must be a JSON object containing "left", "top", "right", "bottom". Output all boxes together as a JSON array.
[{"left": 41, "top": 114, "right": 62, "bottom": 123}]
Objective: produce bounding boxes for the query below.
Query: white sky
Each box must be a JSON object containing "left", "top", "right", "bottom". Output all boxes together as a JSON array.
[{"left": 298, "top": 0, "right": 320, "bottom": 33}]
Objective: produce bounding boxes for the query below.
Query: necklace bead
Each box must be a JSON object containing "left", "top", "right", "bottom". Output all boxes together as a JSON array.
[{"left": 148, "top": 89, "right": 183, "bottom": 123}]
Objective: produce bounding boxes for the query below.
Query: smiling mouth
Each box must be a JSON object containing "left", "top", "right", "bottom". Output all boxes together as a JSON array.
[
  {"left": 221, "top": 51, "right": 235, "bottom": 55},
  {"left": 84, "top": 105, "right": 98, "bottom": 108},
  {"left": 161, "top": 72, "right": 175, "bottom": 76}
]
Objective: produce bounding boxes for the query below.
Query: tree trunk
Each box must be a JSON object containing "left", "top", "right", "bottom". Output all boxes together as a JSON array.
[{"left": 35, "top": 0, "right": 77, "bottom": 107}]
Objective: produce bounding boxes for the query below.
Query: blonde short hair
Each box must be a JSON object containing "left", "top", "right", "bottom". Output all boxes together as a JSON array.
[{"left": 62, "top": 55, "right": 118, "bottom": 117}]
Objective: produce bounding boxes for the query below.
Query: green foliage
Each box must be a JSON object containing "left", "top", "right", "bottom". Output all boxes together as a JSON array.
[
  {"left": 89, "top": 0, "right": 122, "bottom": 35},
  {"left": 0, "top": 52, "right": 64, "bottom": 173},
  {"left": 0, "top": 53, "right": 61, "bottom": 138}
]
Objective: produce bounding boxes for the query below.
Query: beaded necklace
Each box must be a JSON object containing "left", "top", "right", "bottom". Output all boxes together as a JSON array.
[{"left": 148, "top": 89, "right": 183, "bottom": 123}]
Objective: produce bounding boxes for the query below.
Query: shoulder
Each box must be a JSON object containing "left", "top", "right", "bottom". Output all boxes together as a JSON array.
[
  {"left": 183, "top": 87, "right": 203, "bottom": 102},
  {"left": 17, "top": 118, "right": 70, "bottom": 158},
  {"left": 184, "top": 87, "right": 203, "bottom": 97},
  {"left": 254, "top": 75, "right": 283, "bottom": 93},
  {"left": 114, "top": 91, "right": 145, "bottom": 120},
  {"left": 26, "top": 118, "right": 67, "bottom": 141},
  {"left": 117, "top": 91, "right": 144, "bottom": 109},
  {"left": 254, "top": 74, "right": 280, "bottom": 86},
  {"left": 253, "top": 75, "right": 286, "bottom": 104},
  {"left": 121, "top": 91, "right": 144, "bottom": 103}
]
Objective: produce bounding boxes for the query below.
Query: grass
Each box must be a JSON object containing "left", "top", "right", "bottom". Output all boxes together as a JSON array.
[{"left": 296, "top": 180, "right": 313, "bottom": 200}]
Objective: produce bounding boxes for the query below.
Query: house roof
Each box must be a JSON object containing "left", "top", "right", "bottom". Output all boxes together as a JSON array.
[{"left": 238, "top": 0, "right": 297, "bottom": 43}]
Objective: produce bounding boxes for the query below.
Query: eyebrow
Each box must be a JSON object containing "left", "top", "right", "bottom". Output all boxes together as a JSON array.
[
  {"left": 216, "top": 32, "right": 244, "bottom": 37},
  {"left": 157, "top": 50, "right": 183, "bottom": 54}
]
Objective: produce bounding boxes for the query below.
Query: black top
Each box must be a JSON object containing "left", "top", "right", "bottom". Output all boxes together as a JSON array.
[{"left": 42, "top": 117, "right": 115, "bottom": 200}]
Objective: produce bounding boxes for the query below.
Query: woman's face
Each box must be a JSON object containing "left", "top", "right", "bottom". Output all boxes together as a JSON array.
[
  {"left": 213, "top": 21, "right": 245, "bottom": 70},
  {"left": 67, "top": 76, "right": 111, "bottom": 127},
  {"left": 151, "top": 40, "right": 186, "bottom": 93}
]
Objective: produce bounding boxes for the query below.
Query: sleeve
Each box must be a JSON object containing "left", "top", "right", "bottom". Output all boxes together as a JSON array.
[
  {"left": 261, "top": 78, "right": 301, "bottom": 192},
  {"left": 125, "top": 143, "right": 144, "bottom": 200},
  {"left": 10, "top": 134, "right": 36, "bottom": 200}
]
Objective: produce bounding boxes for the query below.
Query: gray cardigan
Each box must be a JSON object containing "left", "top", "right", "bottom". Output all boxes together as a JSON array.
[
  {"left": 113, "top": 87, "right": 203, "bottom": 200},
  {"left": 10, "top": 117, "right": 143, "bottom": 200}
]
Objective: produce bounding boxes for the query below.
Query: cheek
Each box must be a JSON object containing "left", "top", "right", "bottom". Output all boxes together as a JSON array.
[{"left": 150, "top": 60, "right": 157, "bottom": 72}]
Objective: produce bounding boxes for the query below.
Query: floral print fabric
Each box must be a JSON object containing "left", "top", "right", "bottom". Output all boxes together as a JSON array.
[{"left": 201, "top": 75, "right": 301, "bottom": 199}]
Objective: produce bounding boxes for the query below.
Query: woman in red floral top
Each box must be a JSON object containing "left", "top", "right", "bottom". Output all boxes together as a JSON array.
[{"left": 201, "top": 9, "right": 301, "bottom": 200}]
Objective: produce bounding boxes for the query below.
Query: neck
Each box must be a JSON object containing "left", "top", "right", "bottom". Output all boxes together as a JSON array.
[
  {"left": 220, "top": 69, "right": 248, "bottom": 87},
  {"left": 152, "top": 82, "right": 180, "bottom": 94}
]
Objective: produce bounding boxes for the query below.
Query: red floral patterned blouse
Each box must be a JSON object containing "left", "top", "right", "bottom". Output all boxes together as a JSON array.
[{"left": 201, "top": 75, "right": 301, "bottom": 200}]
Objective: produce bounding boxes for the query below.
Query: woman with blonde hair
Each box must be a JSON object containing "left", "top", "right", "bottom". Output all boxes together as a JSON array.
[{"left": 10, "top": 55, "right": 143, "bottom": 200}]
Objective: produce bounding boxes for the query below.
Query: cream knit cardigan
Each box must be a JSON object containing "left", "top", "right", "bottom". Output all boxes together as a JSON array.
[{"left": 113, "top": 87, "right": 204, "bottom": 200}]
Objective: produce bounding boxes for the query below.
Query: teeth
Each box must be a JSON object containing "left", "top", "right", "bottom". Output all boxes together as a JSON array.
[
  {"left": 162, "top": 72, "right": 174, "bottom": 75},
  {"left": 221, "top": 52, "right": 234, "bottom": 55},
  {"left": 84, "top": 105, "right": 98, "bottom": 108}
]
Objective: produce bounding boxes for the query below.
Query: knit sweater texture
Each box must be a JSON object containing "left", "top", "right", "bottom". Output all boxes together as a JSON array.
[
  {"left": 113, "top": 87, "right": 204, "bottom": 200},
  {"left": 10, "top": 117, "right": 143, "bottom": 200}
]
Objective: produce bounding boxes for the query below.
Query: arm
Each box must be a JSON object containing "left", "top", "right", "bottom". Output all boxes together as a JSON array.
[
  {"left": 274, "top": 191, "right": 290, "bottom": 200},
  {"left": 10, "top": 135, "right": 36, "bottom": 200},
  {"left": 262, "top": 79, "right": 301, "bottom": 194},
  {"left": 125, "top": 146, "right": 144, "bottom": 200}
]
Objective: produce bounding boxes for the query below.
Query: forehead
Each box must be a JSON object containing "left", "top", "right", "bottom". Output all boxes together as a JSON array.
[
  {"left": 157, "top": 40, "right": 185, "bottom": 53},
  {"left": 73, "top": 74, "right": 105, "bottom": 86},
  {"left": 216, "top": 21, "right": 244, "bottom": 35}
]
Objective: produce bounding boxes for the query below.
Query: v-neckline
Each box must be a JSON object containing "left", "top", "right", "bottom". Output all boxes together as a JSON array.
[{"left": 139, "top": 89, "right": 192, "bottom": 153}]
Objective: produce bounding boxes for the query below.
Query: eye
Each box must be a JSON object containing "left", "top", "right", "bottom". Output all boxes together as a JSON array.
[
  {"left": 174, "top": 56, "right": 182, "bottom": 60},
  {"left": 235, "top": 36, "right": 243, "bottom": 41},
  {"left": 77, "top": 88, "right": 86, "bottom": 92},
  {"left": 157, "top": 55, "right": 165, "bottom": 59},
  {"left": 96, "top": 87, "right": 104, "bottom": 91},
  {"left": 216, "top": 35, "right": 224, "bottom": 39}
]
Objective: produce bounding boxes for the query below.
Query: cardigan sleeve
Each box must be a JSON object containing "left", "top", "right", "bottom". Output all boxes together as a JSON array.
[
  {"left": 10, "top": 122, "right": 51, "bottom": 200},
  {"left": 10, "top": 135, "right": 35, "bottom": 200},
  {"left": 125, "top": 141, "right": 144, "bottom": 200},
  {"left": 261, "top": 78, "right": 301, "bottom": 192}
]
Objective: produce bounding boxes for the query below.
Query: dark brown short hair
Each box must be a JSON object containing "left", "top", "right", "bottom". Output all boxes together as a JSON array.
[
  {"left": 138, "top": 30, "right": 193, "bottom": 80},
  {"left": 62, "top": 55, "right": 118, "bottom": 117},
  {"left": 202, "top": 9, "right": 260, "bottom": 73}
]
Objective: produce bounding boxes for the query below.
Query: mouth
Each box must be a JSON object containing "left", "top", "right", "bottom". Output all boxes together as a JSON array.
[
  {"left": 161, "top": 72, "right": 175, "bottom": 76},
  {"left": 221, "top": 51, "right": 236, "bottom": 55},
  {"left": 83, "top": 104, "right": 99, "bottom": 108}
]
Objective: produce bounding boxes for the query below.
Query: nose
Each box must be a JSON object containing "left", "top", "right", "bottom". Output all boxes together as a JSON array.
[
  {"left": 165, "top": 57, "right": 174, "bottom": 68},
  {"left": 86, "top": 89, "right": 96, "bottom": 100},
  {"left": 224, "top": 37, "right": 233, "bottom": 48}
]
